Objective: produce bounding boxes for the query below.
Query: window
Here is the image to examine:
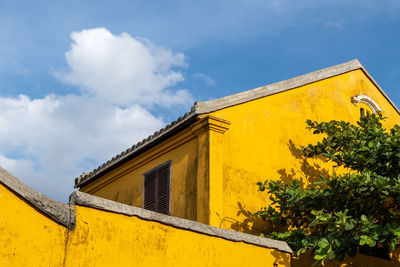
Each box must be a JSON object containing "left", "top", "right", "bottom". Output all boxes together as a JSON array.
[
  {"left": 143, "top": 161, "right": 170, "bottom": 215},
  {"left": 360, "top": 107, "right": 365, "bottom": 118}
]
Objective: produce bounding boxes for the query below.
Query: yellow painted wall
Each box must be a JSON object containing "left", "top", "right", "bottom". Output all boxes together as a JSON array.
[
  {"left": 81, "top": 68, "right": 400, "bottom": 235},
  {"left": 81, "top": 129, "right": 199, "bottom": 221},
  {"left": 0, "top": 181, "right": 291, "bottom": 267},
  {"left": 76, "top": 68, "right": 400, "bottom": 266},
  {"left": 65, "top": 205, "right": 290, "bottom": 267},
  {"left": 204, "top": 69, "right": 400, "bottom": 266},
  {"left": 208, "top": 69, "right": 400, "bottom": 234},
  {"left": 3, "top": 175, "right": 400, "bottom": 266},
  {"left": 0, "top": 184, "right": 67, "bottom": 266}
]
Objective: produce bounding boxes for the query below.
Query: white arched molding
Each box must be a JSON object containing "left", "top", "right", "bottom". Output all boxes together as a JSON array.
[{"left": 351, "top": 95, "right": 382, "bottom": 114}]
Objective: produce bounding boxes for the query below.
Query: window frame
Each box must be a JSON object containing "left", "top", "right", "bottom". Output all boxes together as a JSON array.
[{"left": 142, "top": 160, "right": 171, "bottom": 215}]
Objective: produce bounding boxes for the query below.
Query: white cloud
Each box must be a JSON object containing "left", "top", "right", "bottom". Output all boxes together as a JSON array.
[
  {"left": 56, "top": 28, "right": 191, "bottom": 107},
  {"left": 0, "top": 28, "right": 192, "bottom": 201},
  {"left": 0, "top": 94, "right": 164, "bottom": 200}
]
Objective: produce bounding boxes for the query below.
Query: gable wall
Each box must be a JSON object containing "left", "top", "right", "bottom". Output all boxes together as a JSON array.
[{"left": 207, "top": 69, "right": 400, "bottom": 234}]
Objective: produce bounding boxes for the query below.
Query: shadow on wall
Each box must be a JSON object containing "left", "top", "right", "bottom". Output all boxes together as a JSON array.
[
  {"left": 229, "top": 139, "right": 331, "bottom": 235},
  {"left": 282, "top": 139, "right": 330, "bottom": 186},
  {"left": 229, "top": 202, "right": 273, "bottom": 235},
  {"left": 271, "top": 248, "right": 292, "bottom": 267}
]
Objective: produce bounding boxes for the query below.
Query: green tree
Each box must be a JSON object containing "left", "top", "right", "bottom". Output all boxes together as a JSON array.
[{"left": 257, "top": 114, "right": 400, "bottom": 265}]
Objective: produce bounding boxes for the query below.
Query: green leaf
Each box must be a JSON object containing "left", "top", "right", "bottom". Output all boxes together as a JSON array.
[
  {"left": 318, "top": 238, "right": 330, "bottom": 248},
  {"left": 327, "top": 250, "right": 336, "bottom": 260},
  {"left": 314, "top": 254, "right": 326, "bottom": 260},
  {"left": 345, "top": 222, "right": 354, "bottom": 230},
  {"left": 256, "top": 114, "right": 400, "bottom": 265}
]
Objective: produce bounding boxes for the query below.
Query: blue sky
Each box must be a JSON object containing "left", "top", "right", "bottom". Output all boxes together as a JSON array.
[{"left": 0, "top": 0, "right": 399, "bottom": 201}]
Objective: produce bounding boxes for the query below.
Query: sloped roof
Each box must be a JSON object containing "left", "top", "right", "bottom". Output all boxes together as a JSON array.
[{"left": 74, "top": 59, "right": 399, "bottom": 188}]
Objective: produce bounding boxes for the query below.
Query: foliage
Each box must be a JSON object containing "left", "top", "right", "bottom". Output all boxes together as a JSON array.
[{"left": 257, "top": 114, "right": 400, "bottom": 265}]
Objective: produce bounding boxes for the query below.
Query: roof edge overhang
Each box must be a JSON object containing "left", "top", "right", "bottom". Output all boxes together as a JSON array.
[{"left": 75, "top": 111, "right": 197, "bottom": 188}]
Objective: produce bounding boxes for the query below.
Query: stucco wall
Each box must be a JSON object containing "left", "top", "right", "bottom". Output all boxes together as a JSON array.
[
  {"left": 208, "top": 69, "right": 400, "bottom": 234},
  {"left": 81, "top": 129, "right": 199, "bottom": 221},
  {"left": 79, "top": 62, "right": 400, "bottom": 235},
  {"left": 45, "top": 61, "right": 400, "bottom": 265},
  {"left": 65, "top": 204, "right": 291, "bottom": 267},
  {"left": 0, "top": 170, "right": 292, "bottom": 267}
]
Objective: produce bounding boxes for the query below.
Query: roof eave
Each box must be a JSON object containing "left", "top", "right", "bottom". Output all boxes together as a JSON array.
[{"left": 75, "top": 111, "right": 197, "bottom": 188}]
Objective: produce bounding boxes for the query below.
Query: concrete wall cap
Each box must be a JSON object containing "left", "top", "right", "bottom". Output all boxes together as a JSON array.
[
  {"left": 69, "top": 191, "right": 293, "bottom": 254},
  {"left": 0, "top": 166, "right": 74, "bottom": 228}
]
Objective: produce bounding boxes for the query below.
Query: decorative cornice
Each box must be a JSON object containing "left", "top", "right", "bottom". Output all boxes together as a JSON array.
[
  {"left": 351, "top": 94, "right": 383, "bottom": 114},
  {"left": 191, "top": 116, "right": 231, "bottom": 136}
]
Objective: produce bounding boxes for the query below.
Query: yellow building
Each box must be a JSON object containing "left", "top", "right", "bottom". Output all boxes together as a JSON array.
[
  {"left": 74, "top": 59, "right": 400, "bottom": 265},
  {"left": 75, "top": 60, "right": 400, "bottom": 266},
  {"left": 75, "top": 59, "right": 399, "bottom": 226},
  {"left": 1, "top": 59, "right": 400, "bottom": 266}
]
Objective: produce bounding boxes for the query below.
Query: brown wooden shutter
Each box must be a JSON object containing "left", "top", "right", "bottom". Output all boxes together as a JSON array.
[
  {"left": 157, "top": 164, "right": 170, "bottom": 215},
  {"left": 144, "top": 162, "right": 170, "bottom": 215},
  {"left": 144, "top": 170, "right": 157, "bottom": 212}
]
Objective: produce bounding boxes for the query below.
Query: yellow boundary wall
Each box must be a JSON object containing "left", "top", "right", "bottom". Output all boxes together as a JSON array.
[{"left": 0, "top": 167, "right": 291, "bottom": 267}]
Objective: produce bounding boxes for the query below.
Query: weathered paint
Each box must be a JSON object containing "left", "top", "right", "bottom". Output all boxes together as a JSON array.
[
  {"left": 207, "top": 69, "right": 400, "bottom": 233},
  {"left": 0, "top": 179, "right": 291, "bottom": 266},
  {"left": 65, "top": 205, "right": 290, "bottom": 267},
  {"left": 205, "top": 69, "right": 400, "bottom": 266},
  {"left": 76, "top": 64, "right": 400, "bottom": 265},
  {"left": 81, "top": 127, "right": 199, "bottom": 221},
  {"left": 80, "top": 115, "right": 231, "bottom": 225},
  {"left": 0, "top": 183, "right": 67, "bottom": 266}
]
